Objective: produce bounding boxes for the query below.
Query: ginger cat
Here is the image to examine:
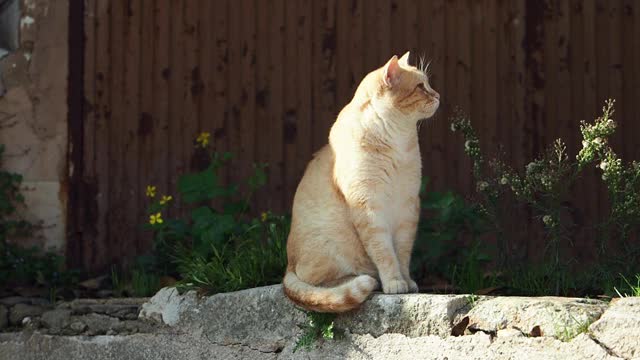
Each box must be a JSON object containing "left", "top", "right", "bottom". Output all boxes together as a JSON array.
[{"left": 283, "top": 52, "right": 440, "bottom": 313}]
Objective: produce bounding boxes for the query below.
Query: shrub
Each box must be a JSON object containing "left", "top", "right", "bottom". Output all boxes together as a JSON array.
[
  {"left": 144, "top": 133, "right": 288, "bottom": 295},
  {"left": 0, "top": 144, "right": 79, "bottom": 298},
  {"left": 450, "top": 100, "right": 640, "bottom": 296},
  {"left": 613, "top": 274, "right": 640, "bottom": 297},
  {"left": 577, "top": 100, "right": 640, "bottom": 254},
  {"left": 413, "top": 178, "right": 492, "bottom": 293}
]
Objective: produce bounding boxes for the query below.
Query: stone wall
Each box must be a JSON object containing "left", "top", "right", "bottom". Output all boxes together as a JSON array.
[
  {"left": 1, "top": 286, "right": 639, "bottom": 359},
  {"left": 0, "top": 0, "right": 68, "bottom": 251}
]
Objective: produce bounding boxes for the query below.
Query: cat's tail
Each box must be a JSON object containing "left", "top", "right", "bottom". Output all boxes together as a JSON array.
[{"left": 282, "top": 271, "right": 377, "bottom": 313}]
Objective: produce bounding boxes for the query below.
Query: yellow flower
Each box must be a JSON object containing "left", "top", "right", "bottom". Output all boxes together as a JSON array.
[
  {"left": 196, "top": 132, "right": 211, "bottom": 148},
  {"left": 146, "top": 185, "right": 156, "bottom": 198},
  {"left": 160, "top": 195, "right": 173, "bottom": 205},
  {"left": 260, "top": 212, "right": 268, "bottom": 222},
  {"left": 149, "top": 212, "right": 163, "bottom": 225}
]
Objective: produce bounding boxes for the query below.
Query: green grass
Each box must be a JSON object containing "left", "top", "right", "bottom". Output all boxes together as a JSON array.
[
  {"left": 294, "top": 311, "right": 339, "bottom": 352},
  {"left": 131, "top": 268, "right": 161, "bottom": 297},
  {"left": 614, "top": 274, "right": 640, "bottom": 297},
  {"left": 111, "top": 263, "right": 161, "bottom": 297},
  {"left": 555, "top": 313, "right": 593, "bottom": 342},
  {"left": 173, "top": 216, "right": 289, "bottom": 294},
  {"left": 448, "top": 241, "right": 496, "bottom": 294},
  {"left": 465, "top": 294, "right": 479, "bottom": 308}
]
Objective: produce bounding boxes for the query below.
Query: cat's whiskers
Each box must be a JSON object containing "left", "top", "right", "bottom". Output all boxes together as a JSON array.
[{"left": 417, "top": 55, "right": 432, "bottom": 77}]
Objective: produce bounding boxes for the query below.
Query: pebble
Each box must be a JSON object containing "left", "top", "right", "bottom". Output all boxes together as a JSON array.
[{"left": 69, "top": 321, "right": 87, "bottom": 333}]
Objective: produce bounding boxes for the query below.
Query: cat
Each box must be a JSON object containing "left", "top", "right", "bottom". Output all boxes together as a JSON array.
[{"left": 283, "top": 51, "right": 440, "bottom": 312}]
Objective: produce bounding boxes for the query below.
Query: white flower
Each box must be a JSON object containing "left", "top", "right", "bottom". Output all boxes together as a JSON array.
[
  {"left": 464, "top": 140, "right": 472, "bottom": 151},
  {"left": 593, "top": 137, "right": 603, "bottom": 145},
  {"left": 598, "top": 161, "right": 608, "bottom": 171},
  {"left": 450, "top": 123, "right": 457, "bottom": 132},
  {"left": 500, "top": 177, "right": 509, "bottom": 185},
  {"left": 542, "top": 215, "right": 552, "bottom": 225},
  {"left": 582, "top": 140, "right": 588, "bottom": 148},
  {"left": 477, "top": 181, "right": 489, "bottom": 191}
]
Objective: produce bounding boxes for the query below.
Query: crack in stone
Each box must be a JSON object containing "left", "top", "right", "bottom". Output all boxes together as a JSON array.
[
  {"left": 588, "top": 334, "right": 622, "bottom": 359},
  {"left": 466, "top": 326, "right": 498, "bottom": 341},
  {"left": 202, "top": 331, "right": 284, "bottom": 355}
]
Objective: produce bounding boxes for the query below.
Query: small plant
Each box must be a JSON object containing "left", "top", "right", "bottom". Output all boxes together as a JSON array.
[
  {"left": 613, "top": 274, "right": 640, "bottom": 297},
  {"left": 449, "top": 102, "right": 640, "bottom": 296},
  {"left": 110, "top": 256, "right": 163, "bottom": 297},
  {"left": 465, "top": 294, "right": 479, "bottom": 308},
  {"left": 450, "top": 114, "right": 508, "bottom": 267},
  {"left": 1, "top": 143, "right": 33, "bottom": 286},
  {"left": 144, "top": 132, "right": 289, "bottom": 295},
  {"left": 413, "top": 177, "right": 491, "bottom": 292},
  {"left": 111, "top": 265, "right": 125, "bottom": 296},
  {"left": 454, "top": 113, "right": 582, "bottom": 287},
  {"left": 0, "top": 144, "right": 79, "bottom": 294},
  {"left": 130, "top": 268, "right": 161, "bottom": 297},
  {"left": 578, "top": 100, "right": 640, "bottom": 255},
  {"left": 172, "top": 214, "right": 289, "bottom": 294},
  {"left": 492, "top": 139, "right": 578, "bottom": 295},
  {"left": 450, "top": 241, "right": 496, "bottom": 294},
  {"left": 293, "top": 311, "right": 339, "bottom": 352},
  {"left": 555, "top": 313, "right": 593, "bottom": 342},
  {"left": 506, "top": 263, "right": 574, "bottom": 296}
]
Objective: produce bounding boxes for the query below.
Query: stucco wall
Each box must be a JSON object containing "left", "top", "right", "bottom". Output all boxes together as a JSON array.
[{"left": 0, "top": 0, "right": 68, "bottom": 251}]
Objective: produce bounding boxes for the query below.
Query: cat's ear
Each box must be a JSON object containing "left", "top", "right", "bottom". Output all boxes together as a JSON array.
[
  {"left": 383, "top": 55, "right": 401, "bottom": 88},
  {"left": 399, "top": 51, "right": 410, "bottom": 66}
]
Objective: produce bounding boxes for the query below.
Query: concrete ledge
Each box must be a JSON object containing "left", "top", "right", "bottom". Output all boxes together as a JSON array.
[{"left": 2, "top": 285, "right": 639, "bottom": 359}]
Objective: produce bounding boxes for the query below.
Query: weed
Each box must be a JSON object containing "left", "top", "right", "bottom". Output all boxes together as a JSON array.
[
  {"left": 110, "top": 265, "right": 125, "bottom": 296},
  {"left": 172, "top": 218, "right": 288, "bottom": 294},
  {"left": 449, "top": 241, "right": 496, "bottom": 294},
  {"left": 465, "top": 294, "right": 479, "bottom": 308},
  {"left": 131, "top": 268, "right": 161, "bottom": 297},
  {"left": 505, "top": 263, "right": 576, "bottom": 296},
  {"left": 450, "top": 114, "right": 508, "bottom": 266},
  {"left": 555, "top": 313, "right": 593, "bottom": 342},
  {"left": 0, "top": 144, "right": 79, "bottom": 293},
  {"left": 293, "top": 311, "right": 339, "bottom": 352},
  {"left": 613, "top": 274, "right": 640, "bottom": 297},
  {"left": 413, "top": 179, "right": 491, "bottom": 291},
  {"left": 449, "top": 100, "right": 640, "bottom": 296},
  {"left": 578, "top": 100, "right": 640, "bottom": 258},
  {"left": 144, "top": 132, "right": 289, "bottom": 295}
]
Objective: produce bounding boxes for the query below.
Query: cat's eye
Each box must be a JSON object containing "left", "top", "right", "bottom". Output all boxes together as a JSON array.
[{"left": 417, "top": 83, "right": 428, "bottom": 92}]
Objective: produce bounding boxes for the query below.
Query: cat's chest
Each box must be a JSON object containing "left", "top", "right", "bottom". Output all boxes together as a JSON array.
[
  {"left": 391, "top": 145, "right": 421, "bottom": 177},
  {"left": 386, "top": 149, "right": 421, "bottom": 200}
]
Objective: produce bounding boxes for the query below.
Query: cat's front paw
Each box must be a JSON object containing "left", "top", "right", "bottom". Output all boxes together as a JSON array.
[{"left": 382, "top": 278, "right": 409, "bottom": 294}]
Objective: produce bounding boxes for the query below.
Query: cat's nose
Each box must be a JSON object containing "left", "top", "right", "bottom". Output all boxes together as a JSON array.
[{"left": 432, "top": 91, "right": 440, "bottom": 100}]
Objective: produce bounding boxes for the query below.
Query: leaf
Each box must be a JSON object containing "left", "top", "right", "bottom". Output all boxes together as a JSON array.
[
  {"left": 223, "top": 200, "right": 248, "bottom": 217},
  {"left": 191, "top": 207, "right": 235, "bottom": 255},
  {"left": 178, "top": 171, "right": 212, "bottom": 203},
  {"left": 178, "top": 167, "right": 225, "bottom": 203},
  {"left": 247, "top": 163, "right": 268, "bottom": 191}
]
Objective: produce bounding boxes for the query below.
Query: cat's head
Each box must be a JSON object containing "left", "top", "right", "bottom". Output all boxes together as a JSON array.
[{"left": 368, "top": 51, "right": 440, "bottom": 122}]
